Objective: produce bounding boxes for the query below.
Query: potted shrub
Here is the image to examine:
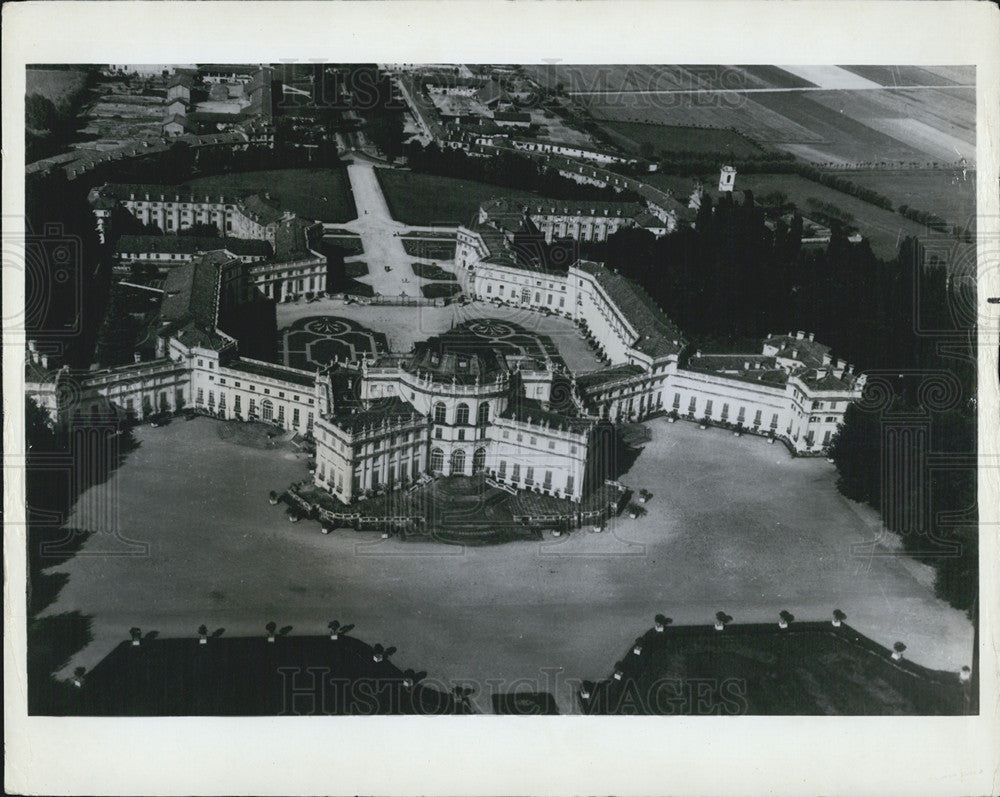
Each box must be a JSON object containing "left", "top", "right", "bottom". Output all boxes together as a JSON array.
[
  {"left": 778, "top": 610, "right": 794, "bottom": 629},
  {"left": 768, "top": 433, "right": 776, "bottom": 445},
  {"left": 269, "top": 490, "right": 279, "bottom": 505},
  {"left": 667, "top": 409, "right": 678, "bottom": 423},
  {"left": 654, "top": 614, "right": 672, "bottom": 633},
  {"left": 699, "top": 415, "right": 711, "bottom": 430},
  {"left": 402, "top": 669, "right": 415, "bottom": 689},
  {"left": 633, "top": 642, "right": 643, "bottom": 656},
  {"left": 891, "top": 641, "right": 906, "bottom": 661},
  {"left": 638, "top": 489, "right": 652, "bottom": 504},
  {"left": 612, "top": 661, "right": 625, "bottom": 681},
  {"left": 265, "top": 621, "right": 277, "bottom": 643},
  {"left": 832, "top": 609, "right": 846, "bottom": 627},
  {"left": 372, "top": 643, "right": 385, "bottom": 663},
  {"left": 321, "top": 524, "right": 331, "bottom": 535},
  {"left": 733, "top": 423, "right": 744, "bottom": 438},
  {"left": 960, "top": 666, "right": 972, "bottom": 683},
  {"left": 714, "top": 611, "right": 732, "bottom": 631},
  {"left": 198, "top": 624, "right": 209, "bottom": 645},
  {"left": 129, "top": 627, "right": 142, "bottom": 647},
  {"left": 328, "top": 620, "right": 342, "bottom": 640},
  {"left": 286, "top": 509, "right": 300, "bottom": 523}
]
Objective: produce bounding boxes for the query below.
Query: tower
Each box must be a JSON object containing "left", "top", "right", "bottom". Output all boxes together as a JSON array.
[{"left": 718, "top": 165, "right": 737, "bottom": 193}]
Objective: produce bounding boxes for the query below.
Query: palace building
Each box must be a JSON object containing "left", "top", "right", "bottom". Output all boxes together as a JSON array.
[{"left": 27, "top": 193, "right": 866, "bottom": 513}]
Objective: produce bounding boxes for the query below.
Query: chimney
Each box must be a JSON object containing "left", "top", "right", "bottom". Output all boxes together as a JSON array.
[
  {"left": 766, "top": 333, "right": 772, "bottom": 339},
  {"left": 796, "top": 330, "right": 805, "bottom": 340},
  {"left": 40, "top": 353, "right": 48, "bottom": 369},
  {"left": 808, "top": 332, "right": 815, "bottom": 342},
  {"left": 134, "top": 352, "right": 141, "bottom": 363},
  {"left": 791, "top": 349, "right": 798, "bottom": 359},
  {"left": 822, "top": 353, "right": 832, "bottom": 366},
  {"left": 744, "top": 361, "right": 750, "bottom": 370},
  {"left": 696, "top": 350, "right": 702, "bottom": 358}
]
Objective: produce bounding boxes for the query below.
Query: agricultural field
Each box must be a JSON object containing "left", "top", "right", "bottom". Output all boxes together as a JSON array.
[
  {"left": 375, "top": 170, "right": 544, "bottom": 226},
  {"left": 598, "top": 121, "right": 762, "bottom": 157},
  {"left": 525, "top": 64, "right": 976, "bottom": 167},
  {"left": 835, "top": 169, "right": 976, "bottom": 232},
  {"left": 187, "top": 168, "right": 357, "bottom": 223}
]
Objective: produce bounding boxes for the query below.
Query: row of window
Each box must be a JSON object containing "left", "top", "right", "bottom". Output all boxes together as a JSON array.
[
  {"left": 433, "top": 401, "right": 490, "bottom": 426},
  {"left": 496, "top": 460, "right": 573, "bottom": 493},
  {"left": 194, "top": 389, "right": 313, "bottom": 428},
  {"left": 499, "top": 428, "right": 578, "bottom": 453}
]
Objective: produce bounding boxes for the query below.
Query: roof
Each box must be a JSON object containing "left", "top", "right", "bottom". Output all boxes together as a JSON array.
[
  {"left": 405, "top": 333, "right": 511, "bottom": 385},
  {"left": 273, "top": 218, "right": 320, "bottom": 262},
  {"left": 475, "top": 79, "right": 510, "bottom": 106},
  {"left": 238, "top": 193, "right": 285, "bottom": 226},
  {"left": 115, "top": 234, "right": 272, "bottom": 258},
  {"left": 225, "top": 357, "right": 316, "bottom": 389},
  {"left": 158, "top": 251, "right": 239, "bottom": 341},
  {"left": 92, "top": 182, "right": 244, "bottom": 205},
  {"left": 167, "top": 74, "right": 195, "bottom": 90},
  {"left": 493, "top": 111, "right": 531, "bottom": 123},
  {"left": 499, "top": 398, "right": 592, "bottom": 435},
  {"left": 572, "top": 261, "right": 684, "bottom": 358},
  {"left": 683, "top": 353, "right": 790, "bottom": 389},
  {"left": 332, "top": 397, "right": 426, "bottom": 436},
  {"left": 574, "top": 363, "right": 645, "bottom": 391},
  {"left": 764, "top": 334, "right": 832, "bottom": 370}
]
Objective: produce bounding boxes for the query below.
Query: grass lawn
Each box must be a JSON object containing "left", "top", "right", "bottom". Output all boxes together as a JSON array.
[
  {"left": 376, "top": 170, "right": 542, "bottom": 226},
  {"left": 187, "top": 168, "right": 357, "bottom": 223},
  {"left": 420, "top": 282, "right": 463, "bottom": 299},
  {"left": 410, "top": 262, "right": 456, "bottom": 281},
  {"left": 601, "top": 122, "right": 763, "bottom": 157},
  {"left": 323, "top": 235, "right": 364, "bottom": 256},
  {"left": 401, "top": 238, "right": 457, "bottom": 260},
  {"left": 345, "top": 261, "right": 369, "bottom": 278}
]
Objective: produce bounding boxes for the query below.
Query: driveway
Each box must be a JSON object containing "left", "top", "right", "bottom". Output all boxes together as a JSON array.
[{"left": 42, "top": 416, "right": 973, "bottom": 714}]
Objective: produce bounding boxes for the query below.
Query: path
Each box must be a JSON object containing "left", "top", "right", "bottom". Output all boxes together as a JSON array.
[{"left": 328, "top": 162, "right": 459, "bottom": 298}]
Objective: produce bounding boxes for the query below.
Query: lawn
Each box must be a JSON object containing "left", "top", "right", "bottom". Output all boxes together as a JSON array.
[
  {"left": 187, "top": 168, "right": 357, "bottom": 223},
  {"left": 345, "top": 261, "right": 369, "bottom": 278},
  {"left": 410, "top": 262, "right": 456, "bottom": 281},
  {"left": 600, "top": 122, "right": 762, "bottom": 157},
  {"left": 375, "top": 169, "right": 542, "bottom": 226},
  {"left": 420, "top": 282, "right": 463, "bottom": 299},
  {"left": 323, "top": 234, "right": 364, "bottom": 256},
  {"left": 401, "top": 238, "right": 457, "bottom": 260}
]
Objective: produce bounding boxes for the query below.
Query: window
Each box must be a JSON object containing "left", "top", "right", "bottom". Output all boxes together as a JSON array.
[
  {"left": 434, "top": 428, "right": 443, "bottom": 439},
  {"left": 548, "top": 441, "right": 555, "bottom": 450},
  {"left": 250, "top": 399, "right": 257, "bottom": 415},
  {"left": 721, "top": 403, "right": 729, "bottom": 420},
  {"left": 704, "top": 400, "right": 713, "bottom": 416},
  {"left": 279, "top": 392, "right": 285, "bottom": 398},
  {"left": 530, "top": 437, "right": 537, "bottom": 446},
  {"left": 770, "top": 413, "right": 779, "bottom": 429},
  {"left": 570, "top": 445, "right": 577, "bottom": 454},
  {"left": 278, "top": 406, "right": 285, "bottom": 423},
  {"left": 458, "top": 429, "right": 465, "bottom": 441},
  {"left": 512, "top": 463, "right": 521, "bottom": 482},
  {"left": 754, "top": 409, "right": 762, "bottom": 426},
  {"left": 737, "top": 406, "right": 746, "bottom": 423},
  {"left": 543, "top": 470, "right": 553, "bottom": 489},
  {"left": 525, "top": 467, "right": 534, "bottom": 485},
  {"left": 813, "top": 401, "right": 824, "bottom": 410},
  {"left": 823, "top": 430, "right": 832, "bottom": 445},
  {"left": 673, "top": 393, "right": 681, "bottom": 409},
  {"left": 261, "top": 399, "right": 273, "bottom": 421},
  {"left": 434, "top": 402, "right": 446, "bottom": 424},
  {"left": 498, "top": 460, "right": 507, "bottom": 478},
  {"left": 450, "top": 449, "right": 466, "bottom": 474},
  {"left": 207, "top": 391, "right": 215, "bottom": 408},
  {"left": 566, "top": 474, "right": 574, "bottom": 494},
  {"left": 688, "top": 396, "right": 697, "bottom": 414},
  {"left": 234, "top": 395, "right": 241, "bottom": 413},
  {"left": 477, "top": 402, "right": 489, "bottom": 426},
  {"left": 293, "top": 408, "right": 300, "bottom": 426},
  {"left": 456, "top": 403, "right": 470, "bottom": 425},
  {"left": 502, "top": 430, "right": 509, "bottom": 439},
  {"left": 486, "top": 285, "right": 492, "bottom": 294}
]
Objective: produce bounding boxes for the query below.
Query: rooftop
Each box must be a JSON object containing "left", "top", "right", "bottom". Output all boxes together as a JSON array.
[
  {"left": 159, "top": 252, "right": 227, "bottom": 330},
  {"left": 225, "top": 357, "right": 316, "bottom": 388},
  {"left": 405, "top": 334, "right": 511, "bottom": 385},
  {"left": 332, "top": 397, "right": 426, "bottom": 436},
  {"left": 115, "top": 234, "right": 272, "bottom": 258},
  {"left": 498, "top": 397, "right": 592, "bottom": 435},
  {"left": 573, "top": 260, "right": 684, "bottom": 358}
]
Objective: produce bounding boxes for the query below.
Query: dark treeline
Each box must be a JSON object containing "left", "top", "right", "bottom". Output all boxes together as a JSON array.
[
  {"left": 405, "top": 141, "right": 643, "bottom": 204},
  {"left": 583, "top": 190, "right": 976, "bottom": 612}
]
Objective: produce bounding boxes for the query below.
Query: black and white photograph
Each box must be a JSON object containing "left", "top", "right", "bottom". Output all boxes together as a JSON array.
[{"left": 5, "top": 2, "right": 999, "bottom": 795}]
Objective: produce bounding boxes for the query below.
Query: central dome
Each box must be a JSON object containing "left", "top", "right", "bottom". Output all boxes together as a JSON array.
[{"left": 405, "top": 330, "right": 510, "bottom": 385}]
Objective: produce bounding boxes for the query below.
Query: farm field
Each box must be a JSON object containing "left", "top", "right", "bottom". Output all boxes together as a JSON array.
[
  {"left": 527, "top": 64, "right": 976, "bottom": 167},
  {"left": 375, "top": 169, "right": 545, "bottom": 226},
  {"left": 835, "top": 169, "right": 976, "bottom": 231},
  {"left": 597, "top": 122, "right": 762, "bottom": 157},
  {"left": 187, "top": 168, "right": 357, "bottom": 223}
]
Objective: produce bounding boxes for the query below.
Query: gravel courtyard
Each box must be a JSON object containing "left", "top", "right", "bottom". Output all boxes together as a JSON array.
[{"left": 41, "top": 416, "right": 973, "bottom": 714}]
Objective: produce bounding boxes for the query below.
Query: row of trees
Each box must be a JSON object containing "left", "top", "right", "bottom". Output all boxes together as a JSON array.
[
  {"left": 404, "top": 140, "right": 642, "bottom": 203},
  {"left": 583, "top": 191, "right": 975, "bottom": 612}
]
